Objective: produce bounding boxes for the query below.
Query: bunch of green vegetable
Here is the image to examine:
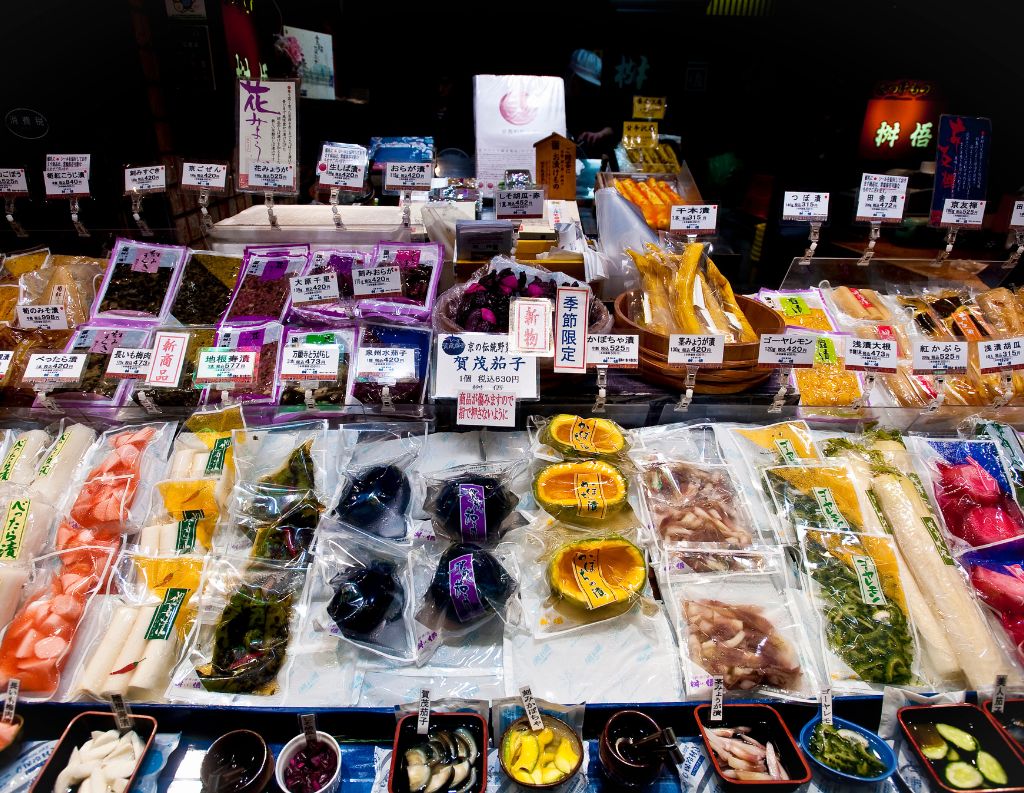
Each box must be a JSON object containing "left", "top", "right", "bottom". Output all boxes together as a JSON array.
[{"left": 810, "top": 722, "right": 887, "bottom": 778}]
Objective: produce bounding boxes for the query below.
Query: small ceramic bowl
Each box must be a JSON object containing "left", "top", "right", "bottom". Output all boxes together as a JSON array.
[
  {"left": 598, "top": 710, "right": 663, "bottom": 788},
  {"left": 499, "top": 714, "right": 584, "bottom": 789},
  {"left": 275, "top": 731, "right": 342, "bottom": 793},
  {"left": 200, "top": 729, "right": 275, "bottom": 793},
  {"left": 799, "top": 717, "right": 896, "bottom": 785}
]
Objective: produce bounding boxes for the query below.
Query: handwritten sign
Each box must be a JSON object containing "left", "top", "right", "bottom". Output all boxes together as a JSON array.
[
  {"left": 586, "top": 334, "right": 639, "bottom": 368},
  {"left": 280, "top": 345, "right": 340, "bottom": 381},
  {"left": 912, "top": 341, "right": 968, "bottom": 375},
  {"left": 782, "top": 191, "right": 829, "bottom": 222},
  {"left": 384, "top": 162, "right": 432, "bottom": 191},
  {"left": 124, "top": 165, "right": 166, "bottom": 194},
  {"left": 22, "top": 353, "right": 87, "bottom": 385},
  {"left": 940, "top": 198, "right": 986, "bottom": 227},
  {"left": 457, "top": 391, "right": 516, "bottom": 427},
  {"left": 237, "top": 78, "right": 298, "bottom": 193},
  {"left": 820, "top": 688, "right": 833, "bottom": 726},
  {"left": 105, "top": 348, "right": 154, "bottom": 380},
  {"left": 0, "top": 169, "right": 28, "bottom": 196},
  {"left": 670, "top": 204, "right": 718, "bottom": 234},
  {"left": 855, "top": 173, "right": 908, "bottom": 223},
  {"left": 667, "top": 334, "right": 725, "bottom": 367},
  {"left": 710, "top": 676, "right": 725, "bottom": 721},
  {"left": 632, "top": 96, "right": 667, "bottom": 120},
  {"left": 495, "top": 189, "right": 545, "bottom": 219},
  {"left": 519, "top": 685, "right": 545, "bottom": 732},
  {"left": 509, "top": 298, "right": 553, "bottom": 355},
  {"left": 845, "top": 337, "right": 898, "bottom": 373},
  {"left": 195, "top": 348, "right": 258, "bottom": 385},
  {"left": 17, "top": 305, "right": 67, "bottom": 330},
  {"left": 435, "top": 334, "right": 538, "bottom": 399},
  {"left": 145, "top": 331, "right": 189, "bottom": 387},
  {"left": 317, "top": 142, "right": 366, "bottom": 191},
  {"left": 553, "top": 287, "right": 589, "bottom": 374},
  {"left": 978, "top": 337, "right": 1024, "bottom": 373},
  {"left": 1011, "top": 201, "right": 1024, "bottom": 230},
  {"left": 757, "top": 334, "right": 817, "bottom": 369},
  {"left": 623, "top": 121, "right": 658, "bottom": 147},
  {"left": 181, "top": 162, "right": 228, "bottom": 191}
]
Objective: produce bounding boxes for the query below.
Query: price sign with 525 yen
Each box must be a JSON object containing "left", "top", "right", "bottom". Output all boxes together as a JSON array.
[{"left": 670, "top": 204, "right": 717, "bottom": 235}]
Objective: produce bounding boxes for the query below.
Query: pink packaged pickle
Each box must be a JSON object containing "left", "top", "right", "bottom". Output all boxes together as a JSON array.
[{"left": 224, "top": 244, "right": 309, "bottom": 324}]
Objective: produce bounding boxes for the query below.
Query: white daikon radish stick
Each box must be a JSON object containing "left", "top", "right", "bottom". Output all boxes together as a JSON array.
[
  {"left": 75, "top": 605, "right": 138, "bottom": 699},
  {"left": 0, "top": 565, "right": 30, "bottom": 630},
  {"left": 128, "top": 632, "right": 179, "bottom": 699},
  {"left": 168, "top": 449, "right": 196, "bottom": 479},
  {"left": 157, "top": 522, "right": 180, "bottom": 553},
  {"left": 30, "top": 425, "right": 97, "bottom": 504},
  {"left": 16, "top": 499, "right": 56, "bottom": 562},
  {"left": 895, "top": 548, "right": 964, "bottom": 686},
  {"left": 136, "top": 524, "right": 162, "bottom": 555},
  {"left": 189, "top": 452, "right": 211, "bottom": 478},
  {"left": 0, "top": 430, "right": 51, "bottom": 485},
  {"left": 102, "top": 605, "right": 156, "bottom": 697}
]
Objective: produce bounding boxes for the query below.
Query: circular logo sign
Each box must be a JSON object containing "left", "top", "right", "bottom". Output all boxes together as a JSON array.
[
  {"left": 5, "top": 108, "right": 49, "bottom": 140},
  {"left": 441, "top": 335, "right": 465, "bottom": 356}
]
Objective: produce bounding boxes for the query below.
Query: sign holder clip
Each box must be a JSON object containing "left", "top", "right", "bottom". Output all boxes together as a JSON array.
[
  {"left": 198, "top": 189, "right": 213, "bottom": 234},
  {"left": 768, "top": 367, "right": 792, "bottom": 413},
  {"left": 329, "top": 188, "right": 346, "bottom": 230},
  {"left": 927, "top": 373, "right": 947, "bottom": 413},
  {"left": 935, "top": 226, "right": 959, "bottom": 263},
  {"left": 1004, "top": 230, "right": 1024, "bottom": 270},
  {"left": 674, "top": 366, "right": 698, "bottom": 412},
  {"left": 852, "top": 372, "right": 875, "bottom": 410},
  {"left": 402, "top": 190, "right": 413, "bottom": 229},
  {"left": 130, "top": 192, "right": 153, "bottom": 237},
  {"left": 593, "top": 365, "right": 608, "bottom": 413},
  {"left": 3, "top": 198, "right": 27, "bottom": 238},
  {"left": 219, "top": 389, "right": 234, "bottom": 406},
  {"left": 992, "top": 370, "right": 1015, "bottom": 408},
  {"left": 304, "top": 388, "right": 317, "bottom": 410},
  {"left": 798, "top": 222, "right": 822, "bottom": 266},
  {"left": 264, "top": 192, "right": 279, "bottom": 229},
  {"left": 36, "top": 390, "right": 59, "bottom": 413},
  {"left": 136, "top": 390, "right": 162, "bottom": 414},
  {"left": 69, "top": 198, "right": 89, "bottom": 238},
  {"left": 857, "top": 222, "right": 880, "bottom": 266},
  {"left": 381, "top": 385, "right": 395, "bottom": 413}
]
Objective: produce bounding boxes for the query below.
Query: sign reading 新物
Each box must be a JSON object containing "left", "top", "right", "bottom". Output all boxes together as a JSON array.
[
  {"left": 667, "top": 334, "right": 725, "bottom": 367},
  {"left": 509, "top": 298, "right": 553, "bottom": 355},
  {"left": 855, "top": 173, "right": 908, "bottom": 223}
]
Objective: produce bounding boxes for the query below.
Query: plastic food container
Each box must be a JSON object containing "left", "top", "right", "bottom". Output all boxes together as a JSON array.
[
  {"left": 275, "top": 730, "right": 342, "bottom": 793},
  {"left": 695, "top": 703, "right": 811, "bottom": 792},
  {"left": 389, "top": 711, "right": 487, "bottom": 793},
  {"left": 799, "top": 716, "right": 895, "bottom": 785},
  {"left": 201, "top": 729, "right": 275, "bottom": 793}
]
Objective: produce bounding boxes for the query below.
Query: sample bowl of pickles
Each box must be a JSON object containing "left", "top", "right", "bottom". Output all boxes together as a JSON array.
[
  {"left": 899, "top": 704, "right": 1024, "bottom": 792},
  {"left": 498, "top": 714, "right": 584, "bottom": 789},
  {"left": 798, "top": 716, "right": 895, "bottom": 785}
]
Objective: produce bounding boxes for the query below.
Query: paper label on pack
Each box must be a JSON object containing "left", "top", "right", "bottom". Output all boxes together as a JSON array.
[
  {"left": 575, "top": 473, "right": 608, "bottom": 520},
  {"left": 0, "top": 352, "right": 11, "bottom": 381},
  {"left": 813, "top": 487, "right": 851, "bottom": 531},
  {"left": 0, "top": 169, "right": 28, "bottom": 196},
  {"left": 356, "top": 347, "right": 416, "bottom": 383},
  {"left": 774, "top": 439, "right": 799, "bottom": 465},
  {"left": 495, "top": 189, "right": 545, "bottom": 219},
  {"left": 940, "top": 198, "right": 986, "bottom": 227},
  {"left": 105, "top": 348, "right": 153, "bottom": 379},
  {"left": 571, "top": 549, "right": 616, "bottom": 609},
  {"left": 290, "top": 272, "right": 340, "bottom": 304},
  {"left": 17, "top": 305, "right": 68, "bottom": 330},
  {"left": 710, "top": 677, "right": 725, "bottom": 721},
  {"left": 567, "top": 417, "right": 600, "bottom": 453},
  {"left": 436, "top": 333, "right": 537, "bottom": 399},
  {"left": 554, "top": 287, "right": 589, "bottom": 373},
  {"left": 248, "top": 161, "right": 294, "bottom": 189},
  {"left": 509, "top": 298, "right": 553, "bottom": 355},
  {"left": 317, "top": 142, "right": 366, "bottom": 190},
  {"left": 757, "top": 334, "right": 817, "bottom": 369},
  {"left": 23, "top": 353, "right": 87, "bottom": 385},
  {"left": 782, "top": 191, "right": 829, "bottom": 222},
  {"left": 352, "top": 265, "right": 402, "bottom": 297},
  {"left": 124, "top": 165, "right": 166, "bottom": 194},
  {"left": 181, "top": 162, "right": 228, "bottom": 191},
  {"left": 0, "top": 497, "right": 30, "bottom": 560},
  {"left": 176, "top": 510, "right": 202, "bottom": 553},
  {"left": 448, "top": 553, "right": 485, "bottom": 622},
  {"left": 586, "top": 334, "right": 638, "bottom": 368},
  {"left": 195, "top": 348, "right": 258, "bottom": 385},
  {"left": 780, "top": 296, "right": 811, "bottom": 317},
  {"left": 145, "top": 331, "right": 189, "bottom": 387},
  {"left": 667, "top": 334, "right": 725, "bottom": 367},
  {"left": 623, "top": 121, "right": 658, "bottom": 147},
  {"left": 814, "top": 336, "right": 839, "bottom": 366},
  {"left": 458, "top": 484, "right": 487, "bottom": 542},
  {"left": 669, "top": 204, "right": 718, "bottom": 234},
  {"left": 845, "top": 337, "right": 898, "bottom": 373},
  {"left": 204, "top": 438, "right": 231, "bottom": 476},
  {"left": 912, "top": 341, "right": 968, "bottom": 374},
  {"left": 632, "top": 96, "right": 666, "bottom": 119},
  {"left": 519, "top": 685, "right": 545, "bottom": 732},
  {"left": 978, "top": 337, "right": 1024, "bottom": 373},
  {"left": 281, "top": 344, "right": 340, "bottom": 381},
  {"left": 1012, "top": 201, "right": 1024, "bottom": 231},
  {"left": 855, "top": 173, "right": 908, "bottom": 223},
  {"left": 456, "top": 391, "right": 517, "bottom": 427},
  {"left": 384, "top": 161, "right": 432, "bottom": 191},
  {"left": 145, "top": 588, "right": 189, "bottom": 641},
  {"left": 852, "top": 555, "right": 887, "bottom": 605}
]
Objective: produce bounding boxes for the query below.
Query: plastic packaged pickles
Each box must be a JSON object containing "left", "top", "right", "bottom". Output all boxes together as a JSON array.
[{"left": 92, "top": 239, "right": 186, "bottom": 323}]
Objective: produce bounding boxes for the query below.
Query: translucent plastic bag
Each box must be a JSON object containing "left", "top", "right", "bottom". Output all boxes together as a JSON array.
[
  {"left": 961, "top": 536, "right": 1024, "bottom": 672},
  {"left": 757, "top": 288, "right": 837, "bottom": 332},
  {"left": 232, "top": 420, "right": 330, "bottom": 500},
  {"left": 19, "top": 257, "right": 105, "bottom": 329},
  {"left": 45, "top": 324, "right": 152, "bottom": 408},
  {"left": 0, "top": 486, "right": 57, "bottom": 563},
  {"left": 287, "top": 248, "right": 370, "bottom": 325},
  {"left": 277, "top": 327, "right": 357, "bottom": 410},
  {"left": 28, "top": 423, "right": 97, "bottom": 509},
  {"left": 0, "top": 427, "right": 52, "bottom": 486},
  {"left": 529, "top": 413, "right": 632, "bottom": 464},
  {"left": 224, "top": 244, "right": 308, "bottom": 324},
  {"left": 763, "top": 463, "right": 869, "bottom": 540},
  {"left": 661, "top": 547, "right": 785, "bottom": 576},
  {"left": 594, "top": 186, "right": 657, "bottom": 293},
  {"left": 422, "top": 461, "right": 527, "bottom": 545},
  {"left": 91, "top": 238, "right": 187, "bottom": 323},
  {"left": 973, "top": 420, "right": 1024, "bottom": 506},
  {"left": 166, "top": 251, "right": 243, "bottom": 326},
  {"left": 220, "top": 481, "right": 323, "bottom": 565},
  {"left": 203, "top": 321, "right": 283, "bottom": 405}
]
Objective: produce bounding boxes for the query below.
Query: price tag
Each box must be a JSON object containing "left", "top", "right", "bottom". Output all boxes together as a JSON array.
[
  {"left": 105, "top": 348, "right": 154, "bottom": 380},
  {"left": 124, "top": 165, "right": 166, "bottom": 194},
  {"left": 820, "top": 688, "right": 833, "bottom": 726},
  {"left": 519, "top": 685, "right": 545, "bottom": 732},
  {"left": 495, "top": 189, "right": 545, "bottom": 219},
  {"left": 23, "top": 353, "right": 87, "bottom": 385},
  {"left": 554, "top": 287, "right": 589, "bottom": 374},
  {"left": 994, "top": 674, "right": 1008, "bottom": 714},
  {"left": 978, "top": 337, "right": 1024, "bottom": 373},
  {"left": 757, "top": 334, "right": 817, "bottom": 369},
  {"left": 632, "top": 96, "right": 666, "bottom": 120},
  {"left": 281, "top": 345, "right": 340, "bottom": 381},
  {"left": 912, "top": 341, "right": 968, "bottom": 375},
  {"left": 356, "top": 347, "right": 417, "bottom": 383},
  {"left": 17, "top": 305, "right": 68, "bottom": 330},
  {"left": 457, "top": 391, "right": 517, "bottom": 428},
  {"left": 855, "top": 173, "right": 908, "bottom": 223},
  {"left": 352, "top": 265, "right": 402, "bottom": 297},
  {"left": 384, "top": 162, "right": 433, "bottom": 192},
  {"left": 145, "top": 331, "right": 189, "bottom": 387},
  {"left": 317, "top": 142, "right": 367, "bottom": 190},
  {"left": 43, "top": 170, "right": 89, "bottom": 198},
  {"left": 509, "top": 298, "right": 554, "bottom": 355},
  {"left": 586, "top": 334, "right": 639, "bottom": 368},
  {"left": 0, "top": 169, "right": 28, "bottom": 196},
  {"left": 940, "top": 198, "right": 986, "bottom": 227},
  {"left": 110, "top": 694, "right": 132, "bottom": 734},
  {"left": 669, "top": 204, "right": 718, "bottom": 234},
  {"left": 290, "top": 272, "right": 340, "bottom": 304},
  {"left": 1011, "top": 201, "right": 1024, "bottom": 231},
  {"left": 300, "top": 714, "right": 319, "bottom": 746},
  {"left": 0, "top": 352, "right": 12, "bottom": 381},
  {"left": 249, "top": 162, "right": 295, "bottom": 190},
  {"left": 782, "top": 191, "right": 829, "bottom": 222},
  {"left": 667, "top": 334, "right": 725, "bottom": 367},
  {"left": 181, "top": 162, "right": 228, "bottom": 191},
  {"left": 710, "top": 676, "right": 724, "bottom": 721},
  {"left": 623, "top": 121, "right": 658, "bottom": 147},
  {"left": 1, "top": 680, "right": 17, "bottom": 725},
  {"left": 417, "top": 689, "right": 431, "bottom": 735},
  {"left": 195, "top": 348, "right": 258, "bottom": 385},
  {"left": 435, "top": 334, "right": 538, "bottom": 399},
  {"left": 845, "top": 337, "right": 898, "bottom": 373}
]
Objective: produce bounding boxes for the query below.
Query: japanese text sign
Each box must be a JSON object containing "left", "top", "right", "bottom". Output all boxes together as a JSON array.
[
  {"left": 195, "top": 347, "right": 259, "bottom": 385},
  {"left": 181, "top": 162, "right": 228, "bottom": 191},
  {"left": 145, "top": 331, "right": 189, "bottom": 387},
  {"left": 978, "top": 338, "right": 1024, "bottom": 373},
  {"left": 384, "top": 161, "right": 432, "bottom": 191},
  {"left": 0, "top": 169, "right": 28, "bottom": 196},
  {"left": 280, "top": 345, "right": 340, "bottom": 381},
  {"left": 586, "top": 334, "right": 639, "bottom": 369},
  {"left": 237, "top": 78, "right": 298, "bottom": 194},
  {"left": 457, "top": 391, "right": 516, "bottom": 427},
  {"left": 495, "top": 189, "right": 545, "bottom": 219},
  {"left": 667, "top": 334, "right": 725, "bottom": 367},
  {"left": 317, "top": 142, "right": 367, "bottom": 191},
  {"left": 940, "top": 198, "right": 986, "bottom": 227},
  {"left": 124, "top": 165, "right": 166, "bottom": 194},
  {"left": 845, "top": 337, "right": 898, "bottom": 373},
  {"left": 912, "top": 341, "right": 968, "bottom": 374},
  {"left": 554, "top": 287, "right": 589, "bottom": 374},
  {"left": 435, "top": 334, "right": 538, "bottom": 399},
  {"left": 509, "top": 298, "right": 553, "bottom": 356},
  {"left": 757, "top": 334, "right": 818, "bottom": 369},
  {"left": 855, "top": 173, "right": 908, "bottom": 223},
  {"left": 23, "top": 353, "right": 87, "bottom": 385},
  {"left": 669, "top": 204, "right": 718, "bottom": 234},
  {"left": 105, "top": 348, "right": 154, "bottom": 379},
  {"left": 782, "top": 191, "right": 829, "bottom": 222},
  {"left": 632, "top": 96, "right": 666, "bottom": 120}
]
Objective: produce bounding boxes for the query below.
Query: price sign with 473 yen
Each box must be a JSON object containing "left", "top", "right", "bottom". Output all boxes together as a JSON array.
[
  {"left": 845, "top": 337, "right": 898, "bottom": 373},
  {"left": 670, "top": 204, "right": 718, "bottom": 235}
]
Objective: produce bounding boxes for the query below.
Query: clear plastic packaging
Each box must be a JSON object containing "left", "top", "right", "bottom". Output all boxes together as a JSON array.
[
  {"left": 203, "top": 322, "right": 283, "bottom": 405},
  {"left": 0, "top": 247, "right": 50, "bottom": 323},
  {"left": 223, "top": 244, "right": 308, "bottom": 324},
  {"left": 287, "top": 249, "right": 370, "bottom": 325},
  {"left": 723, "top": 420, "right": 820, "bottom": 469},
  {"left": 530, "top": 414, "right": 632, "bottom": 464},
  {"left": 0, "top": 486, "right": 57, "bottom": 564},
  {"left": 422, "top": 462, "right": 526, "bottom": 545},
  {"left": 961, "top": 537, "right": 1024, "bottom": 670},
  {"left": 91, "top": 238, "right": 187, "bottom": 323},
  {"left": 757, "top": 288, "right": 837, "bottom": 332},
  {"left": 277, "top": 327, "right": 356, "bottom": 410},
  {"left": 28, "top": 423, "right": 97, "bottom": 509},
  {"left": 46, "top": 323, "right": 151, "bottom": 407},
  {"left": 19, "top": 255, "right": 105, "bottom": 328},
  {"left": 827, "top": 285, "right": 894, "bottom": 323},
  {"left": 166, "top": 251, "right": 244, "bottom": 326},
  {"left": 662, "top": 546, "right": 785, "bottom": 576},
  {"left": 0, "top": 563, "right": 31, "bottom": 634},
  {"left": 792, "top": 333, "right": 863, "bottom": 408},
  {"left": 973, "top": 420, "right": 1024, "bottom": 506},
  {"left": 0, "top": 427, "right": 53, "bottom": 486},
  {"left": 364, "top": 241, "right": 444, "bottom": 323},
  {"left": 763, "top": 463, "right": 868, "bottom": 540},
  {"left": 532, "top": 459, "right": 634, "bottom": 529},
  {"left": 232, "top": 420, "right": 330, "bottom": 500},
  {"left": 348, "top": 323, "right": 432, "bottom": 407}
]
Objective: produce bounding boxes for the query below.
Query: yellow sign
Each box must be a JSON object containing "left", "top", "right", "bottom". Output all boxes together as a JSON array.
[
  {"left": 623, "top": 121, "right": 658, "bottom": 148},
  {"left": 815, "top": 336, "right": 839, "bottom": 366},
  {"left": 633, "top": 96, "right": 667, "bottom": 120}
]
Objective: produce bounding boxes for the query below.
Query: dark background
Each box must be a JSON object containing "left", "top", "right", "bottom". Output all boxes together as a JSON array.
[{"left": 3, "top": 0, "right": 1024, "bottom": 286}]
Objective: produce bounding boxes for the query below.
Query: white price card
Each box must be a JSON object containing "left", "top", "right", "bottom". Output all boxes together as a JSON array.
[
  {"left": 195, "top": 347, "right": 258, "bottom": 385},
  {"left": 356, "top": 347, "right": 417, "bottom": 383},
  {"left": 855, "top": 173, "right": 908, "bottom": 223},
  {"left": 280, "top": 345, "right": 340, "bottom": 381},
  {"left": 352, "top": 265, "right": 402, "bottom": 297},
  {"left": 317, "top": 142, "right": 367, "bottom": 191},
  {"left": 0, "top": 352, "right": 12, "bottom": 380},
  {"left": 912, "top": 341, "right": 968, "bottom": 375},
  {"left": 105, "top": 348, "right": 154, "bottom": 380},
  {"left": 978, "top": 337, "right": 1024, "bottom": 374},
  {"left": 757, "top": 334, "right": 818, "bottom": 369},
  {"left": 384, "top": 162, "right": 433, "bottom": 191},
  {"left": 1012, "top": 201, "right": 1024, "bottom": 230},
  {"left": 124, "top": 165, "right": 166, "bottom": 194},
  {"left": 434, "top": 333, "right": 538, "bottom": 399},
  {"left": 940, "top": 198, "right": 986, "bottom": 227},
  {"left": 457, "top": 391, "right": 517, "bottom": 428},
  {"left": 782, "top": 191, "right": 829, "bottom": 222},
  {"left": 667, "top": 334, "right": 725, "bottom": 367},
  {"left": 17, "top": 305, "right": 68, "bottom": 330},
  {"left": 845, "top": 337, "right": 898, "bottom": 373},
  {"left": 553, "top": 286, "right": 589, "bottom": 374},
  {"left": 248, "top": 162, "right": 295, "bottom": 190},
  {"left": 46, "top": 154, "right": 90, "bottom": 174},
  {"left": 23, "top": 353, "right": 87, "bottom": 385},
  {"left": 495, "top": 189, "right": 545, "bottom": 219},
  {"left": 669, "top": 204, "right": 718, "bottom": 234},
  {"left": 0, "top": 169, "right": 28, "bottom": 196},
  {"left": 43, "top": 169, "right": 89, "bottom": 198},
  {"left": 181, "top": 162, "right": 228, "bottom": 191},
  {"left": 586, "top": 334, "right": 639, "bottom": 368},
  {"left": 290, "top": 272, "right": 340, "bottom": 304},
  {"left": 509, "top": 298, "right": 553, "bottom": 356},
  {"left": 145, "top": 331, "right": 190, "bottom": 387}
]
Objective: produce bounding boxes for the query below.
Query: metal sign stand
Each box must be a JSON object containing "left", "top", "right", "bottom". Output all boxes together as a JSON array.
[
  {"left": 935, "top": 226, "right": 958, "bottom": 263},
  {"left": 851, "top": 373, "right": 875, "bottom": 411},
  {"left": 69, "top": 198, "right": 89, "bottom": 237},
  {"left": 857, "top": 222, "right": 881, "bottom": 266},
  {"left": 992, "top": 371, "right": 1015, "bottom": 408},
  {"left": 198, "top": 189, "right": 214, "bottom": 234},
  {"left": 592, "top": 366, "right": 608, "bottom": 413},
  {"left": 768, "top": 367, "right": 793, "bottom": 414},
  {"left": 130, "top": 192, "right": 153, "bottom": 237},
  {"left": 329, "top": 188, "right": 346, "bottom": 230},
  {"left": 797, "top": 222, "right": 822, "bottom": 266},
  {"left": 674, "top": 366, "right": 698, "bottom": 412},
  {"left": 402, "top": 189, "right": 413, "bottom": 229},
  {"left": 3, "top": 198, "right": 27, "bottom": 238},
  {"left": 1004, "top": 230, "right": 1024, "bottom": 270},
  {"left": 264, "top": 192, "right": 279, "bottom": 229},
  {"left": 381, "top": 385, "right": 395, "bottom": 413}
]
